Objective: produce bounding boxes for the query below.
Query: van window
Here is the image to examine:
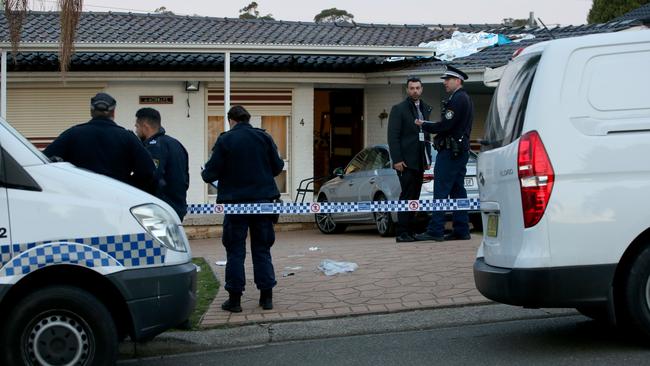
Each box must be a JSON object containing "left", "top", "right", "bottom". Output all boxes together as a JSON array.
[
  {"left": 0, "top": 118, "right": 49, "bottom": 163},
  {"left": 482, "top": 53, "right": 541, "bottom": 150}
]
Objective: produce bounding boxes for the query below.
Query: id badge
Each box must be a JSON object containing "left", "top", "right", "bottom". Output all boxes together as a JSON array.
[{"left": 418, "top": 132, "right": 425, "bottom": 142}]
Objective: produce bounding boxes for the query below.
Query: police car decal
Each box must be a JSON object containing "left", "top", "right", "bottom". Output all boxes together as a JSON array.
[
  {"left": 0, "top": 233, "right": 165, "bottom": 276},
  {"left": 445, "top": 110, "right": 455, "bottom": 120}
]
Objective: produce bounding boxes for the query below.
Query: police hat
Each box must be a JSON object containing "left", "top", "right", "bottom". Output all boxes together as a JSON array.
[
  {"left": 440, "top": 65, "right": 468, "bottom": 81},
  {"left": 91, "top": 92, "right": 116, "bottom": 111}
]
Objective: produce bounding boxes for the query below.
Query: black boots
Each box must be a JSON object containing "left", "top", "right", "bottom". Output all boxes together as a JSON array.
[
  {"left": 221, "top": 292, "right": 242, "bottom": 313},
  {"left": 259, "top": 289, "right": 273, "bottom": 310}
]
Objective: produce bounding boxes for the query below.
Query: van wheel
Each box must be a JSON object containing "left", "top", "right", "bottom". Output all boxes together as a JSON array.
[
  {"left": 623, "top": 245, "right": 650, "bottom": 337},
  {"left": 315, "top": 196, "right": 347, "bottom": 234},
  {"left": 1, "top": 286, "right": 118, "bottom": 366},
  {"left": 374, "top": 193, "right": 395, "bottom": 237}
]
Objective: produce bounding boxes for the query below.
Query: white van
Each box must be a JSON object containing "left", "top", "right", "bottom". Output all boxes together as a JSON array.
[
  {"left": 0, "top": 117, "right": 196, "bottom": 365},
  {"left": 474, "top": 30, "right": 650, "bottom": 334}
]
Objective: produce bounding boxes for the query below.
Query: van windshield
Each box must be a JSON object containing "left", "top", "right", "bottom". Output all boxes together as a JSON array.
[
  {"left": 482, "top": 52, "right": 541, "bottom": 150},
  {"left": 0, "top": 118, "right": 49, "bottom": 163}
]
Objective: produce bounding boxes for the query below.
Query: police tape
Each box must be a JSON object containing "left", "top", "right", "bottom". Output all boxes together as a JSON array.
[{"left": 187, "top": 198, "right": 480, "bottom": 215}]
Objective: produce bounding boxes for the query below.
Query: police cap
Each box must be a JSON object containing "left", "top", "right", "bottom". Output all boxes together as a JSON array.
[
  {"left": 440, "top": 65, "right": 468, "bottom": 81},
  {"left": 91, "top": 92, "right": 116, "bottom": 111}
]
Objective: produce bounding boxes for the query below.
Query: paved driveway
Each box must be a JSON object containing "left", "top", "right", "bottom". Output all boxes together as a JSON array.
[{"left": 190, "top": 227, "right": 489, "bottom": 327}]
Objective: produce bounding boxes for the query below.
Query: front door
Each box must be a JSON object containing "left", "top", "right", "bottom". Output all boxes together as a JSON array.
[{"left": 0, "top": 150, "right": 12, "bottom": 269}]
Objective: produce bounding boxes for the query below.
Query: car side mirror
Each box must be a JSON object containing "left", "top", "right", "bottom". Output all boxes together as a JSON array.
[{"left": 333, "top": 167, "right": 344, "bottom": 177}]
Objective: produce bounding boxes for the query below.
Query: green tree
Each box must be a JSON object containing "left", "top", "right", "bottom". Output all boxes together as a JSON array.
[
  {"left": 154, "top": 6, "right": 174, "bottom": 15},
  {"left": 239, "top": 1, "right": 274, "bottom": 20},
  {"left": 314, "top": 8, "right": 354, "bottom": 23},
  {"left": 588, "top": 0, "right": 649, "bottom": 23}
]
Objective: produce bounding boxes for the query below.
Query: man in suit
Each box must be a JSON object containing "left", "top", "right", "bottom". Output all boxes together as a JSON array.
[{"left": 387, "top": 76, "right": 432, "bottom": 243}]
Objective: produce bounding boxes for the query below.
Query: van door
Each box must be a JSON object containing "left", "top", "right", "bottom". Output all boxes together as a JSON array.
[
  {"left": 478, "top": 52, "right": 541, "bottom": 268},
  {"left": 0, "top": 148, "right": 12, "bottom": 269}
]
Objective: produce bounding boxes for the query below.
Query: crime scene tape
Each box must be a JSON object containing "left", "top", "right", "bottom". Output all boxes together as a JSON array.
[{"left": 187, "top": 198, "right": 480, "bottom": 215}]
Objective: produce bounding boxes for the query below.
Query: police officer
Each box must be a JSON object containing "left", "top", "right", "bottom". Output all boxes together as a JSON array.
[
  {"left": 134, "top": 107, "right": 190, "bottom": 221},
  {"left": 414, "top": 65, "right": 474, "bottom": 242},
  {"left": 202, "top": 105, "right": 284, "bottom": 312},
  {"left": 387, "top": 76, "right": 433, "bottom": 243},
  {"left": 44, "top": 92, "right": 156, "bottom": 194}
]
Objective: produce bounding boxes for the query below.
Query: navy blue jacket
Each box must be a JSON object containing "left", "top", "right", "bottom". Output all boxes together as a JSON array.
[
  {"left": 202, "top": 123, "right": 284, "bottom": 203},
  {"left": 44, "top": 118, "right": 156, "bottom": 193},
  {"left": 421, "top": 88, "right": 474, "bottom": 151},
  {"left": 143, "top": 128, "right": 189, "bottom": 220}
]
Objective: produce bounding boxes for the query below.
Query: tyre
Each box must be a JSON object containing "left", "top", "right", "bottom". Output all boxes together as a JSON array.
[
  {"left": 1, "top": 286, "right": 118, "bottom": 366},
  {"left": 470, "top": 213, "right": 483, "bottom": 232},
  {"left": 315, "top": 196, "right": 347, "bottom": 234},
  {"left": 374, "top": 193, "right": 395, "bottom": 237},
  {"left": 623, "top": 245, "right": 650, "bottom": 337}
]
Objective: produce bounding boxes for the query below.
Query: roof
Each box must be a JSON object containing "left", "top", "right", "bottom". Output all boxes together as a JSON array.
[
  {"left": 614, "top": 2, "right": 650, "bottom": 22},
  {"left": 0, "top": 11, "right": 645, "bottom": 73}
]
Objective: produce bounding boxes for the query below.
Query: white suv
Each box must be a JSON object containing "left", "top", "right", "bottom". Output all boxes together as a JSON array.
[{"left": 473, "top": 30, "right": 650, "bottom": 335}]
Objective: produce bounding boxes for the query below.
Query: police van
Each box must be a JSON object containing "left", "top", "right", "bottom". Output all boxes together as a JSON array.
[
  {"left": 474, "top": 30, "right": 650, "bottom": 335},
  {"left": 0, "top": 117, "right": 196, "bottom": 365}
]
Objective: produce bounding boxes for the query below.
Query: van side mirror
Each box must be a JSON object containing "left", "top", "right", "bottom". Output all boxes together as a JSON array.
[{"left": 333, "top": 167, "right": 344, "bottom": 177}]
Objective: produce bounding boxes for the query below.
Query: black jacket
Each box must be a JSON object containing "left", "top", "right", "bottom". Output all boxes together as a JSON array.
[
  {"left": 387, "top": 98, "right": 432, "bottom": 171},
  {"left": 44, "top": 118, "right": 156, "bottom": 193},
  {"left": 143, "top": 127, "right": 189, "bottom": 220},
  {"left": 421, "top": 88, "right": 474, "bottom": 151},
  {"left": 202, "top": 123, "right": 284, "bottom": 203}
]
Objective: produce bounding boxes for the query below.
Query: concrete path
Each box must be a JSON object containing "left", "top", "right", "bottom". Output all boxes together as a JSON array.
[{"left": 191, "top": 226, "right": 489, "bottom": 327}]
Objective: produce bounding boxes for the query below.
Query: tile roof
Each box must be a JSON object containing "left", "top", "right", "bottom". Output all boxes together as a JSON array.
[
  {"left": 614, "top": 3, "right": 650, "bottom": 22},
  {"left": 0, "top": 11, "right": 644, "bottom": 73}
]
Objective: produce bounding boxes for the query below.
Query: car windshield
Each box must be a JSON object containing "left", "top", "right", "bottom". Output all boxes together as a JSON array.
[
  {"left": 0, "top": 118, "right": 49, "bottom": 163},
  {"left": 482, "top": 52, "right": 541, "bottom": 150}
]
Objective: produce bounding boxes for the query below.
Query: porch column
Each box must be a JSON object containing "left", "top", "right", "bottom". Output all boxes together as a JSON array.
[
  {"left": 224, "top": 51, "right": 230, "bottom": 131},
  {"left": 1, "top": 50, "right": 6, "bottom": 120}
]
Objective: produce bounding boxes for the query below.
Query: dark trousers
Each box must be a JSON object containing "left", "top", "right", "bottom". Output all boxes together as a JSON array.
[
  {"left": 222, "top": 214, "right": 277, "bottom": 294},
  {"left": 397, "top": 168, "right": 424, "bottom": 235},
  {"left": 426, "top": 149, "right": 470, "bottom": 237}
]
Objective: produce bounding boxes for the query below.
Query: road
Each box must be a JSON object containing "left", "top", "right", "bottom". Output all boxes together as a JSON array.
[{"left": 121, "top": 315, "right": 650, "bottom": 365}]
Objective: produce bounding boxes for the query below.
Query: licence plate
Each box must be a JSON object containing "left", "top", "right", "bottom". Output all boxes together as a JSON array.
[
  {"left": 487, "top": 214, "right": 498, "bottom": 237},
  {"left": 464, "top": 177, "right": 476, "bottom": 188}
]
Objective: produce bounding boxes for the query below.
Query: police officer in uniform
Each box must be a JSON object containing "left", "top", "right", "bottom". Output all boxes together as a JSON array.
[
  {"left": 135, "top": 107, "right": 190, "bottom": 221},
  {"left": 202, "top": 105, "right": 284, "bottom": 312},
  {"left": 414, "top": 65, "right": 474, "bottom": 242},
  {"left": 44, "top": 92, "right": 156, "bottom": 194},
  {"left": 387, "top": 76, "right": 433, "bottom": 242}
]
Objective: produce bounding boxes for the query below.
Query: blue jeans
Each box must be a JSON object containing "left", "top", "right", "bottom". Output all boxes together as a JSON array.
[
  {"left": 222, "top": 213, "right": 277, "bottom": 294},
  {"left": 426, "top": 149, "right": 470, "bottom": 237}
]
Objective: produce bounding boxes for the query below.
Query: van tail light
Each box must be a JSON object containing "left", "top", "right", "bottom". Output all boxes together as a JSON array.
[
  {"left": 518, "top": 131, "right": 554, "bottom": 228},
  {"left": 423, "top": 173, "right": 433, "bottom": 183}
]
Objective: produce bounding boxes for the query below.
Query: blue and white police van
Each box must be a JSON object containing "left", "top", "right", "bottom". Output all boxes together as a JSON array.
[{"left": 0, "top": 117, "right": 196, "bottom": 365}]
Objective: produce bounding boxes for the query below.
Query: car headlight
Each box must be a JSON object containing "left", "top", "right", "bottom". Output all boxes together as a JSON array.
[{"left": 130, "top": 204, "right": 187, "bottom": 252}]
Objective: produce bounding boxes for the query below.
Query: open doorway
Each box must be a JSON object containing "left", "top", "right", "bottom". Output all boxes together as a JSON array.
[{"left": 313, "top": 89, "right": 364, "bottom": 191}]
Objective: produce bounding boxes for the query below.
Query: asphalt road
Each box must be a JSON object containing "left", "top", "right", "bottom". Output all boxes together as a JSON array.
[{"left": 121, "top": 315, "right": 650, "bottom": 365}]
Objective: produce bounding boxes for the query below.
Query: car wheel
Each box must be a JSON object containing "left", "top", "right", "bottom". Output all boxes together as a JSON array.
[
  {"left": 470, "top": 214, "right": 483, "bottom": 231},
  {"left": 1, "top": 286, "right": 118, "bottom": 366},
  {"left": 374, "top": 193, "right": 395, "bottom": 237},
  {"left": 315, "top": 196, "right": 347, "bottom": 234},
  {"left": 623, "top": 245, "right": 650, "bottom": 337}
]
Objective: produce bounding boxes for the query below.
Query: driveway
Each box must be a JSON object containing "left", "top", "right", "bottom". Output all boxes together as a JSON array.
[{"left": 190, "top": 226, "right": 489, "bottom": 327}]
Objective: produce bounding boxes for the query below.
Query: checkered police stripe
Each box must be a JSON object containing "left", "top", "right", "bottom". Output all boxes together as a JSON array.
[
  {"left": 186, "top": 198, "right": 481, "bottom": 215},
  {"left": 0, "top": 233, "right": 166, "bottom": 276}
]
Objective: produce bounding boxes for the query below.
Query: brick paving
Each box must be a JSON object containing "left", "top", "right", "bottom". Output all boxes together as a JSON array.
[{"left": 190, "top": 227, "right": 489, "bottom": 327}]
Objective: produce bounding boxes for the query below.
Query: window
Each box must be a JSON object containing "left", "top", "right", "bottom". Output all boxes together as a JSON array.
[
  {"left": 344, "top": 148, "right": 369, "bottom": 175},
  {"left": 483, "top": 53, "right": 541, "bottom": 150}
]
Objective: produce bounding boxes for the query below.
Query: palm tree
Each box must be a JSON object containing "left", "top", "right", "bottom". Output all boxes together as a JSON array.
[{"left": 4, "top": 0, "right": 82, "bottom": 73}]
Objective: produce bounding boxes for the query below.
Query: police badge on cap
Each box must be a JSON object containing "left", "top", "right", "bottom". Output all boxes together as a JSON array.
[{"left": 440, "top": 65, "right": 468, "bottom": 81}]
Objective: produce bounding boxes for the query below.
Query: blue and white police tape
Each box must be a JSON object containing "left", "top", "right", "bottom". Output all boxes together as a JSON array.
[{"left": 187, "top": 198, "right": 480, "bottom": 215}]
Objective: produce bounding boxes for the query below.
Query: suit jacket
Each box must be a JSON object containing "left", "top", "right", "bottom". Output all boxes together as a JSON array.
[{"left": 387, "top": 98, "right": 432, "bottom": 171}]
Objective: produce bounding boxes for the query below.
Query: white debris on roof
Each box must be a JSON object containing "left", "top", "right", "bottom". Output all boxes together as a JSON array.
[{"left": 386, "top": 31, "right": 535, "bottom": 62}]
